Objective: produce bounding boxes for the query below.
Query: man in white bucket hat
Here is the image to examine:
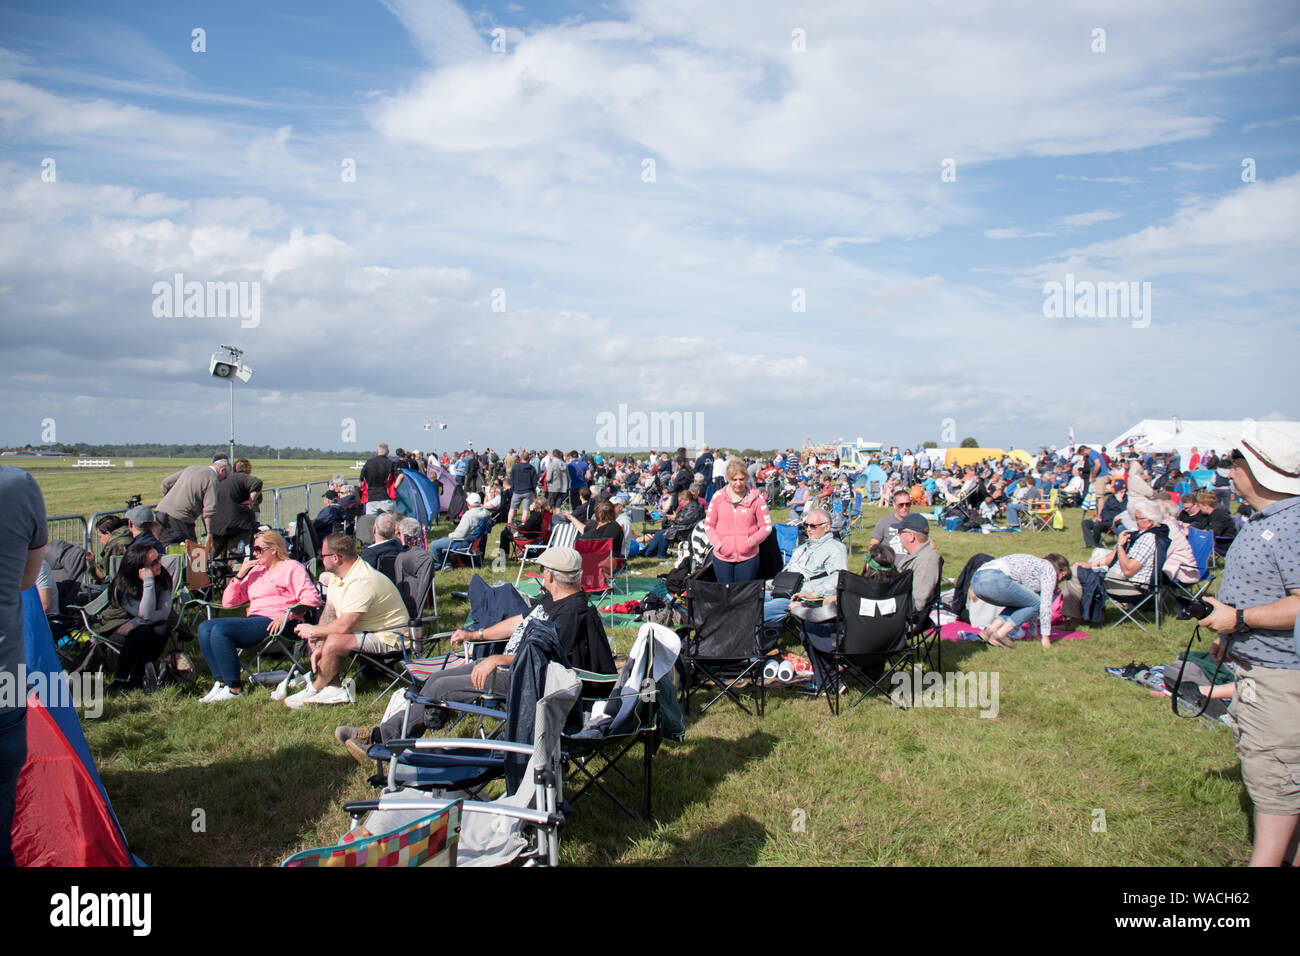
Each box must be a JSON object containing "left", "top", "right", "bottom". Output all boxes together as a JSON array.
[{"left": 1202, "top": 420, "right": 1300, "bottom": 866}]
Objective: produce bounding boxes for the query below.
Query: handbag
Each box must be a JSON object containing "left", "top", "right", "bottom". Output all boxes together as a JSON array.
[{"left": 770, "top": 570, "right": 804, "bottom": 599}]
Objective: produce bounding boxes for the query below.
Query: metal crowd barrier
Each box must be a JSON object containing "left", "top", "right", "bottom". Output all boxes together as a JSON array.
[
  {"left": 45, "top": 514, "right": 89, "bottom": 552},
  {"left": 55, "top": 477, "right": 347, "bottom": 554}
]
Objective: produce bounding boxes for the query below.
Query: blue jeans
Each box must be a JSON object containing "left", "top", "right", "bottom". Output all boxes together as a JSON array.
[
  {"left": 430, "top": 537, "right": 455, "bottom": 565},
  {"left": 1005, "top": 501, "right": 1023, "bottom": 527},
  {"left": 714, "top": 556, "right": 759, "bottom": 583},
  {"left": 197, "top": 615, "right": 274, "bottom": 686},
  {"left": 971, "top": 569, "right": 1040, "bottom": 629},
  {"left": 0, "top": 707, "right": 26, "bottom": 867},
  {"left": 639, "top": 530, "right": 669, "bottom": 558},
  {"left": 763, "top": 596, "right": 791, "bottom": 623}
]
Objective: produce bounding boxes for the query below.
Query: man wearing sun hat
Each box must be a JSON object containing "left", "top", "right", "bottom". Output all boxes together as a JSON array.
[
  {"left": 334, "top": 546, "right": 615, "bottom": 760},
  {"left": 1201, "top": 420, "right": 1300, "bottom": 866}
]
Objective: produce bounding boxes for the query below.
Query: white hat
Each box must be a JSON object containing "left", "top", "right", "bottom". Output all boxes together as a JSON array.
[
  {"left": 465, "top": 492, "right": 483, "bottom": 506},
  {"left": 1238, "top": 420, "right": 1300, "bottom": 496}
]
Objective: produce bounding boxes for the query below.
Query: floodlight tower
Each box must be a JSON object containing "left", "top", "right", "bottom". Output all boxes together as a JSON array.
[{"left": 209, "top": 345, "right": 252, "bottom": 463}]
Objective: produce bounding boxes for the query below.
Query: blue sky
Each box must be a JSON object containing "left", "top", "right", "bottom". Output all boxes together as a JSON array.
[{"left": 1, "top": 0, "right": 1297, "bottom": 454}]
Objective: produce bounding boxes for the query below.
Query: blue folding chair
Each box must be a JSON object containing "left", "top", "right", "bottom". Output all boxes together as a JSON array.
[
  {"left": 775, "top": 524, "right": 799, "bottom": 563},
  {"left": 439, "top": 515, "right": 493, "bottom": 570}
]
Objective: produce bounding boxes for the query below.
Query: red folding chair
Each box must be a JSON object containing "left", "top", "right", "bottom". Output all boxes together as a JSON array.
[{"left": 574, "top": 538, "right": 614, "bottom": 602}]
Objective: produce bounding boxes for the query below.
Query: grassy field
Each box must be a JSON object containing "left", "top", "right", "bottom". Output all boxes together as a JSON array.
[
  {"left": 8, "top": 457, "right": 348, "bottom": 520},
  {"left": 55, "top": 485, "right": 1250, "bottom": 867}
]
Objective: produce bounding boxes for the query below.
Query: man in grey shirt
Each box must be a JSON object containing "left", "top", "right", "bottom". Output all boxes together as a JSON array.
[
  {"left": 156, "top": 457, "right": 230, "bottom": 543},
  {"left": 893, "top": 513, "right": 943, "bottom": 613},
  {"left": 0, "top": 465, "right": 47, "bottom": 866},
  {"left": 1202, "top": 422, "right": 1300, "bottom": 867}
]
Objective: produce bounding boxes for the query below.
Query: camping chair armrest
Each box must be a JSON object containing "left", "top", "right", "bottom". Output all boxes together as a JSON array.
[
  {"left": 571, "top": 668, "right": 619, "bottom": 683},
  {"left": 436, "top": 699, "right": 508, "bottom": 720},
  {"left": 388, "top": 737, "right": 536, "bottom": 758},
  {"left": 342, "top": 798, "right": 562, "bottom": 828}
]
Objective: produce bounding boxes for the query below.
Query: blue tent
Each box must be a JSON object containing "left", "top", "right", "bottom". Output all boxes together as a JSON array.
[
  {"left": 14, "top": 588, "right": 137, "bottom": 865},
  {"left": 396, "top": 468, "right": 442, "bottom": 527},
  {"left": 854, "top": 463, "right": 888, "bottom": 490}
]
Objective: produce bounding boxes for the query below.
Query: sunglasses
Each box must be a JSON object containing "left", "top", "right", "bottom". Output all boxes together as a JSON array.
[{"left": 251, "top": 545, "right": 267, "bottom": 554}]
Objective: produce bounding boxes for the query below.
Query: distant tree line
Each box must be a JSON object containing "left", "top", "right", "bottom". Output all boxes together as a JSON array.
[{"left": 8, "top": 442, "right": 361, "bottom": 460}]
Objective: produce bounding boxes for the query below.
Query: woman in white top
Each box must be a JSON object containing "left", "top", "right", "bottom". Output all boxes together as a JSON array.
[{"left": 970, "top": 553, "right": 1072, "bottom": 648}]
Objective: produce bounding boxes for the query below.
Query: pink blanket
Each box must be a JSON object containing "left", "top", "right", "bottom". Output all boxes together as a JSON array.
[{"left": 938, "top": 621, "right": 1089, "bottom": 643}]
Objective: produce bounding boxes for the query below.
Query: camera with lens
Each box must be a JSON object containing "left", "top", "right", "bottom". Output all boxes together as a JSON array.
[
  {"left": 1174, "top": 596, "right": 1212, "bottom": 621},
  {"left": 125, "top": 494, "right": 142, "bottom": 509}
]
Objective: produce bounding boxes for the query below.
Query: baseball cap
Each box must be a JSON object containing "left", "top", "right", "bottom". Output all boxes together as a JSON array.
[
  {"left": 536, "top": 546, "right": 581, "bottom": 574},
  {"left": 125, "top": 505, "right": 154, "bottom": 526},
  {"left": 890, "top": 513, "right": 930, "bottom": 535},
  {"left": 1236, "top": 419, "right": 1300, "bottom": 496},
  {"left": 465, "top": 492, "right": 482, "bottom": 506}
]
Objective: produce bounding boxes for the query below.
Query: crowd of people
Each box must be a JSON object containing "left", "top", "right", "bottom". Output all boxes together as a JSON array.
[{"left": 1, "top": 421, "right": 1297, "bottom": 868}]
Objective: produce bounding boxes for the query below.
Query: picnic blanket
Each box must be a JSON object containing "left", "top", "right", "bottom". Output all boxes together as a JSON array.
[
  {"left": 515, "top": 575, "right": 663, "bottom": 627},
  {"left": 939, "top": 621, "right": 1089, "bottom": 643}
]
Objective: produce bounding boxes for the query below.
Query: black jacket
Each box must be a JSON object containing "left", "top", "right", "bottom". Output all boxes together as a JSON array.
[
  {"left": 510, "top": 460, "right": 538, "bottom": 496},
  {"left": 213, "top": 473, "right": 263, "bottom": 535},
  {"left": 504, "top": 618, "right": 581, "bottom": 795}
]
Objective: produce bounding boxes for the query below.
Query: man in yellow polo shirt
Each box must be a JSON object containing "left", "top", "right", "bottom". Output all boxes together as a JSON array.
[{"left": 286, "top": 533, "right": 408, "bottom": 708}]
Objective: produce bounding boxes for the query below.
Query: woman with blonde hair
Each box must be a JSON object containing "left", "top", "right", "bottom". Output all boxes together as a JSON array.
[
  {"left": 196, "top": 529, "right": 321, "bottom": 702},
  {"left": 704, "top": 458, "right": 774, "bottom": 582}
]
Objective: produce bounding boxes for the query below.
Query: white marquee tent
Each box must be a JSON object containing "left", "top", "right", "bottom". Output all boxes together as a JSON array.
[{"left": 1104, "top": 419, "right": 1300, "bottom": 464}]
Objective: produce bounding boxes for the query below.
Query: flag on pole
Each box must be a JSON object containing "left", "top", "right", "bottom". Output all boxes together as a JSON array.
[
  {"left": 1172, "top": 416, "right": 1182, "bottom": 435},
  {"left": 1067, "top": 427, "right": 1076, "bottom": 456}
]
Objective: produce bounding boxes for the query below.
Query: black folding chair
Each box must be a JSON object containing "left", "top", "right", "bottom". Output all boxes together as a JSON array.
[
  {"left": 677, "top": 579, "right": 767, "bottom": 717},
  {"left": 813, "top": 570, "right": 916, "bottom": 716},
  {"left": 563, "top": 622, "right": 684, "bottom": 822}
]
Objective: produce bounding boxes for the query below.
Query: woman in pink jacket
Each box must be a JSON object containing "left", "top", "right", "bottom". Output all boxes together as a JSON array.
[
  {"left": 705, "top": 459, "right": 774, "bottom": 582},
  {"left": 196, "top": 529, "right": 322, "bottom": 701}
]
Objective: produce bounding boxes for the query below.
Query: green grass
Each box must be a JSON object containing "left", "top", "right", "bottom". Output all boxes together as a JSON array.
[{"left": 75, "top": 503, "right": 1250, "bottom": 866}]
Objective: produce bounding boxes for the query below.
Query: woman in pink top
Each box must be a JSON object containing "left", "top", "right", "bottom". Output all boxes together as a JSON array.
[
  {"left": 705, "top": 459, "right": 774, "bottom": 582},
  {"left": 196, "top": 529, "right": 322, "bottom": 702}
]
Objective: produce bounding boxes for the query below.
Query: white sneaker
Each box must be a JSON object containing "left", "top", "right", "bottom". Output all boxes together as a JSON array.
[
  {"left": 305, "top": 684, "right": 352, "bottom": 706},
  {"left": 283, "top": 685, "right": 321, "bottom": 710},
  {"left": 271, "top": 672, "right": 308, "bottom": 702},
  {"left": 203, "top": 684, "right": 243, "bottom": 703},
  {"left": 200, "top": 682, "right": 225, "bottom": 703}
]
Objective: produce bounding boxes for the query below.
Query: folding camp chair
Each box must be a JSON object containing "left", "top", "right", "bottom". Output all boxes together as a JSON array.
[
  {"left": 677, "top": 578, "right": 768, "bottom": 717},
  {"left": 507, "top": 511, "right": 553, "bottom": 565},
  {"left": 574, "top": 538, "right": 615, "bottom": 603},
  {"left": 515, "top": 522, "right": 578, "bottom": 584},
  {"left": 282, "top": 800, "right": 462, "bottom": 867},
  {"left": 1166, "top": 526, "right": 1216, "bottom": 608},
  {"left": 61, "top": 554, "right": 186, "bottom": 679},
  {"left": 811, "top": 569, "right": 916, "bottom": 716},
  {"left": 345, "top": 662, "right": 581, "bottom": 867},
  {"left": 355, "top": 514, "right": 378, "bottom": 547},
  {"left": 1020, "top": 489, "right": 1061, "bottom": 532},
  {"left": 438, "top": 515, "right": 493, "bottom": 570},
  {"left": 1103, "top": 529, "right": 1172, "bottom": 632},
  {"left": 774, "top": 524, "right": 799, "bottom": 563},
  {"left": 563, "top": 622, "right": 684, "bottom": 822},
  {"left": 373, "top": 575, "right": 531, "bottom": 748}
]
